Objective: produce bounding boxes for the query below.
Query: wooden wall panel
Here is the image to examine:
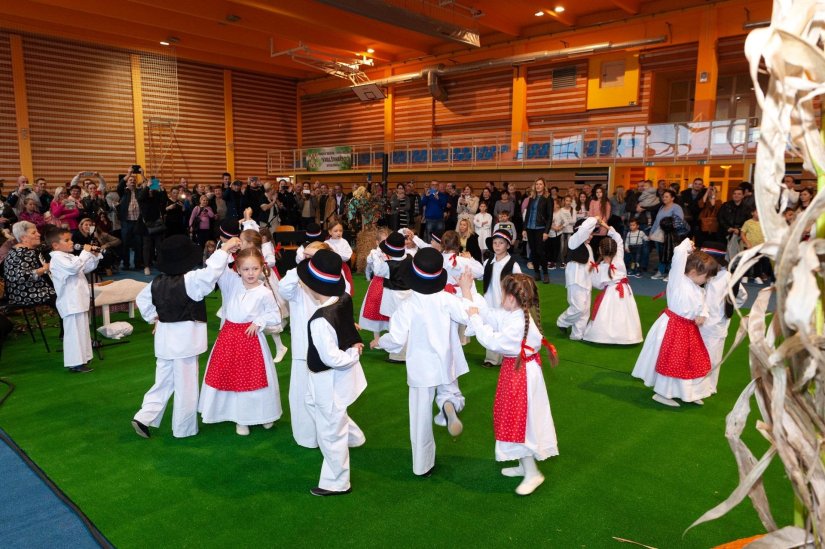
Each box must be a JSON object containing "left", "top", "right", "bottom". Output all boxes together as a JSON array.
[
  {"left": 393, "top": 82, "right": 433, "bottom": 142},
  {"left": 301, "top": 93, "right": 384, "bottom": 147},
  {"left": 639, "top": 42, "right": 699, "bottom": 74},
  {"left": 23, "top": 35, "right": 135, "bottom": 187},
  {"left": 143, "top": 60, "right": 226, "bottom": 185},
  {"left": 0, "top": 33, "right": 20, "bottom": 185},
  {"left": 529, "top": 72, "right": 652, "bottom": 130},
  {"left": 717, "top": 35, "right": 747, "bottom": 67},
  {"left": 434, "top": 69, "right": 512, "bottom": 130},
  {"left": 525, "top": 61, "right": 587, "bottom": 117},
  {"left": 232, "top": 70, "right": 297, "bottom": 178}
]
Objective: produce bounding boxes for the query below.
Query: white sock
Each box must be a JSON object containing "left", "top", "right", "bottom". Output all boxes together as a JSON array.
[{"left": 274, "top": 335, "right": 286, "bottom": 353}]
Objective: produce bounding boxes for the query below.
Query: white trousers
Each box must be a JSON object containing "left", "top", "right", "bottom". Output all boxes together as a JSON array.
[
  {"left": 289, "top": 359, "right": 366, "bottom": 449},
  {"left": 134, "top": 356, "right": 200, "bottom": 438},
  {"left": 306, "top": 369, "right": 354, "bottom": 491},
  {"left": 557, "top": 285, "right": 591, "bottom": 340},
  {"left": 485, "top": 349, "right": 503, "bottom": 366},
  {"left": 410, "top": 381, "right": 465, "bottom": 475},
  {"left": 289, "top": 359, "right": 318, "bottom": 448},
  {"left": 63, "top": 311, "right": 92, "bottom": 368}
]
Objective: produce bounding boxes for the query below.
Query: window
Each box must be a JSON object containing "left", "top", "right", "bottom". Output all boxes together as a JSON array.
[
  {"left": 668, "top": 80, "right": 695, "bottom": 122},
  {"left": 600, "top": 60, "right": 625, "bottom": 88},
  {"left": 551, "top": 66, "right": 577, "bottom": 89}
]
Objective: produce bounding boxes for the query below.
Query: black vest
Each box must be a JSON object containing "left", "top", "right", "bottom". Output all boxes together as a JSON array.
[
  {"left": 483, "top": 256, "right": 516, "bottom": 294},
  {"left": 306, "top": 294, "right": 363, "bottom": 373},
  {"left": 565, "top": 243, "right": 592, "bottom": 265},
  {"left": 151, "top": 275, "right": 208, "bottom": 323},
  {"left": 383, "top": 256, "right": 410, "bottom": 291}
]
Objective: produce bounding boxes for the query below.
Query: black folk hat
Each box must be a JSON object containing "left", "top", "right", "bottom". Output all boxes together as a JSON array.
[
  {"left": 219, "top": 217, "right": 240, "bottom": 239},
  {"left": 380, "top": 232, "right": 407, "bottom": 259},
  {"left": 156, "top": 234, "right": 203, "bottom": 275},
  {"left": 700, "top": 241, "right": 728, "bottom": 267},
  {"left": 304, "top": 222, "right": 324, "bottom": 243},
  {"left": 297, "top": 249, "right": 345, "bottom": 296},
  {"left": 485, "top": 228, "right": 513, "bottom": 251},
  {"left": 402, "top": 247, "right": 447, "bottom": 295}
]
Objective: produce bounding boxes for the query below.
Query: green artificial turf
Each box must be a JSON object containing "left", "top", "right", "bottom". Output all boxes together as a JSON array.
[{"left": 0, "top": 277, "right": 791, "bottom": 548}]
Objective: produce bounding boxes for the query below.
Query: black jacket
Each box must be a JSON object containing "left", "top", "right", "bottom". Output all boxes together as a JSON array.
[{"left": 522, "top": 195, "right": 553, "bottom": 233}]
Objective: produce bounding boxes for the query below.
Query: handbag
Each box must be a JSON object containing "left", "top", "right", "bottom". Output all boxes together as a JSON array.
[
  {"left": 144, "top": 218, "right": 166, "bottom": 235},
  {"left": 648, "top": 227, "right": 665, "bottom": 243}
]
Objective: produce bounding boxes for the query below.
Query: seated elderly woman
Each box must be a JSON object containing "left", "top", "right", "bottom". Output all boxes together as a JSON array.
[
  {"left": 2, "top": 220, "right": 56, "bottom": 308},
  {"left": 72, "top": 217, "right": 121, "bottom": 274},
  {"left": 18, "top": 197, "right": 52, "bottom": 232}
]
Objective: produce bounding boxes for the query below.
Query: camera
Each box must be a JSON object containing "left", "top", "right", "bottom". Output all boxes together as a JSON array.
[{"left": 131, "top": 164, "right": 142, "bottom": 174}]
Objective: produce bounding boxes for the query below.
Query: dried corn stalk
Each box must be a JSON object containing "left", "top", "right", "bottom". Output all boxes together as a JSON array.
[{"left": 687, "top": 1, "right": 825, "bottom": 546}]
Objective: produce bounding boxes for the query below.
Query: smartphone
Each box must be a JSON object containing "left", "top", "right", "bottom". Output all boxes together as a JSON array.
[
  {"left": 149, "top": 178, "right": 161, "bottom": 191},
  {"left": 81, "top": 171, "right": 95, "bottom": 177},
  {"left": 131, "top": 165, "right": 142, "bottom": 174}
]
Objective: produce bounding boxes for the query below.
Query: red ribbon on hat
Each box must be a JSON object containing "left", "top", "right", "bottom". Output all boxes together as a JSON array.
[{"left": 449, "top": 253, "right": 458, "bottom": 267}]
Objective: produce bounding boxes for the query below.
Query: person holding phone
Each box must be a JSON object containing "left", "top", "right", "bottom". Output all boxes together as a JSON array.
[{"left": 243, "top": 176, "right": 268, "bottom": 225}]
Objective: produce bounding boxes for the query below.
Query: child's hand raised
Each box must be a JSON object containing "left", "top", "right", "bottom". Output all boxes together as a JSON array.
[
  {"left": 457, "top": 267, "right": 474, "bottom": 296},
  {"left": 245, "top": 323, "right": 258, "bottom": 337},
  {"left": 243, "top": 207, "right": 253, "bottom": 220},
  {"left": 224, "top": 237, "right": 241, "bottom": 252}
]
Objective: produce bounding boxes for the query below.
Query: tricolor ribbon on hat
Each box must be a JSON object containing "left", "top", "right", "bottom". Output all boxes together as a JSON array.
[
  {"left": 306, "top": 229, "right": 322, "bottom": 238},
  {"left": 307, "top": 259, "right": 341, "bottom": 283},
  {"left": 700, "top": 246, "right": 726, "bottom": 257},
  {"left": 491, "top": 230, "right": 512, "bottom": 244},
  {"left": 431, "top": 233, "right": 442, "bottom": 243},
  {"left": 383, "top": 240, "right": 405, "bottom": 253},
  {"left": 412, "top": 261, "right": 443, "bottom": 280}
]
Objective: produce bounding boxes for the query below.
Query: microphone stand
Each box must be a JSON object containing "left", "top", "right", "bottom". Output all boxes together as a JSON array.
[{"left": 85, "top": 236, "right": 129, "bottom": 359}]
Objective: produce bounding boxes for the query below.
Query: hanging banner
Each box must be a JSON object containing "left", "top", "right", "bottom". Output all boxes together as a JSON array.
[{"left": 304, "top": 146, "right": 353, "bottom": 171}]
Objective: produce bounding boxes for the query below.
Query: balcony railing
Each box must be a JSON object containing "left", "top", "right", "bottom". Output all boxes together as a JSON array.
[{"left": 267, "top": 118, "right": 760, "bottom": 174}]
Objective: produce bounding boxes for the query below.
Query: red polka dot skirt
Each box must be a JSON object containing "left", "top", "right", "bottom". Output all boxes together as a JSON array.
[
  {"left": 362, "top": 276, "right": 389, "bottom": 321},
  {"left": 205, "top": 320, "right": 269, "bottom": 392},
  {"left": 494, "top": 356, "right": 531, "bottom": 443},
  {"left": 654, "top": 308, "right": 711, "bottom": 379}
]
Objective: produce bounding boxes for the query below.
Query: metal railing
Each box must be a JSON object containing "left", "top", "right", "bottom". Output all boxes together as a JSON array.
[{"left": 267, "top": 118, "right": 760, "bottom": 174}]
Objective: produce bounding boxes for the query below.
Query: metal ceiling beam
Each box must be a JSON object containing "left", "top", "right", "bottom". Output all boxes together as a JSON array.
[
  {"left": 609, "top": 0, "right": 641, "bottom": 15},
  {"left": 315, "top": 0, "right": 481, "bottom": 47}
]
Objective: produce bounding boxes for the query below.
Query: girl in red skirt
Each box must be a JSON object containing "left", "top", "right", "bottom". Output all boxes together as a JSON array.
[
  {"left": 459, "top": 272, "right": 559, "bottom": 496},
  {"left": 199, "top": 248, "right": 283, "bottom": 436}
]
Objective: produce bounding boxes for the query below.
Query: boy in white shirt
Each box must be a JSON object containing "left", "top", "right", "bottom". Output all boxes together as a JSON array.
[
  {"left": 624, "top": 218, "right": 649, "bottom": 277},
  {"left": 556, "top": 217, "right": 599, "bottom": 340},
  {"left": 47, "top": 228, "right": 101, "bottom": 373},
  {"left": 480, "top": 229, "right": 521, "bottom": 367}
]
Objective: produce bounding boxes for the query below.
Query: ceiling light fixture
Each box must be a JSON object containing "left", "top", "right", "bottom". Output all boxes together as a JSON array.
[
  {"left": 367, "top": 48, "right": 375, "bottom": 53},
  {"left": 159, "top": 41, "right": 170, "bottom": 46},
  {"left": 534, "top": 10, "right": 545, "bottom": 16},
  {"left": 554, "top": 6, "right": 565, "bottom": 13}
]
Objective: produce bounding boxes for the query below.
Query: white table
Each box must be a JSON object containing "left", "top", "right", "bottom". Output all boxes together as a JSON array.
[{"left": 93, "top": 279, "right": 147, "bottom": 325}]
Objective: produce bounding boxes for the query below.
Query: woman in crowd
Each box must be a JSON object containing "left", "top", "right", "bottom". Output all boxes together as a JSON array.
[
  {"left": 50, "top": 187, "right": 81, "bottom": 230},
  {"left": 697, "top": 184, "right": 721, "bottom": 247},
  {"left": 19, "top": 198, "right": 51, "bottom": 233},
  {"left": 610, "top": 186, "right": 627, "bottom": 227},
  {"left": 390, "top": 183, "right": 412, "bottom": 230},
  {"left": 72, "top": 217, "right": 121, "bottom": 274},
  {"left": 456, "top": 185, "right": 479, "bottom": 225},
  {"left": 3, "top": 221, "right": 56, "bottom": 309},
  {"left": 456, "top": 217, "right": 482, "bottom": 262},
  {"left": 649, "top": 189, "right": 685, "bottom": 280},
  {"left": 588, "top": 185, "right": 612, "bottom": 248}
]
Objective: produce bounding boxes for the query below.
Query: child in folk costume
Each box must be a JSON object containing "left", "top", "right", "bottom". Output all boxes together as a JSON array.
[
  {"left": 699, "top": 242, "right": 747, "bottom": 394},
  {"left": 325, "top": 219, "right": 354, "bottom": 292},
  {"left": 440, "top": 230, "right": 483, "bottom": 347},
  {"left": 199, "top": 248, "right": 283, "bottom": 435},
  {"left": 474, "top": 201, "right": 493, "bottom": 256},
  {"left": 480, "top": 229, "right": 522, "bottom": 368},
  {"left": 296, "top": 224, "right": 352, "bottom": 295},
  {"left": 301, "top": 250, "right": 368, "bottom": 496},
  {"left": 631, "top": 239, "right": 718, "bottom": 406},
  {"left": 47, "top": 229, "right": 101, "bottom": 373},
  {"left": 582, "top": 221, "right": 643, "bottom": 345},
  {"left": 459, "top": 272, "right": 559, "bottom": 496},
  {"left": 556, "top": 217, "right": 599, "bottom": 340},
  {"left": 359, "top": 230, "right": 407, "bottom": 344},
  {"left": 372, "top": 248, "right": 472, "bottom": 476},
  {"left": 399, "top": 227, "right": 429, "bottom": 257},
  {"left": 131, "top": 235, "right": 241, "bottom": 438}
]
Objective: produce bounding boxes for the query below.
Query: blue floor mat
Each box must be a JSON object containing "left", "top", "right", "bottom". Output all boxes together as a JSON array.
[{"left": 0, "top": 425, "right": 111, "bottom": 549}]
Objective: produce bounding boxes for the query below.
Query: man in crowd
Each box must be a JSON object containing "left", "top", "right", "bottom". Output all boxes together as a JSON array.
[
  {"left": 679, "top": 177, "right": 706, "bottom": 238},
  {"left": 717, "top": 187, "right": 750, "bottom": 242},
  {"left": 116, "top": 168, "right": 144, "bottom": 270},
  {"left": 420, "top": 180, "right": 447, "bottom": 241}
]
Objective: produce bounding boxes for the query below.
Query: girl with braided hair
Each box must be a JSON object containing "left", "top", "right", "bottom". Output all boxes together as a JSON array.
[
  {"left": 582, "top": 222, "right": 642, "bottom": 344},
  {"left": 459, "top": 271, "right": 559, "bottom": 496}
]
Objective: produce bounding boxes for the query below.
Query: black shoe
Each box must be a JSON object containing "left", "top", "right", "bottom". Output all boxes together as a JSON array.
[
  {"left": 310, "top": 486, "right": 352, "bottom": 497},
  {"left": 534, "top": 273, "right": 541, "bottom": 282},
  {"left": 384, "top": 358, "right": 405, "bottom": 364},
  {"left": 416, "top": 466, "right": 434, "bottom": 478},
  {"left": 131, "top": 419, "right": 151, "bottom": 439},
  {"left": 69, "top": 365, "right": 94, "bottom": 373},
  {"left": 481, "top": 361, "right": 496, "bottom": 368},
  {"left": 558, "top": 325, "right": 570, "bottom": 336},
  {"left": 542, "top": 273, "right": 550, "bottom": 284}
]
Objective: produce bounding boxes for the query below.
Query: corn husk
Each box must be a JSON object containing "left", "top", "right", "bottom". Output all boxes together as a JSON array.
[{"left": 687, "top": 2, "right": 825, "bottom": 546}]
